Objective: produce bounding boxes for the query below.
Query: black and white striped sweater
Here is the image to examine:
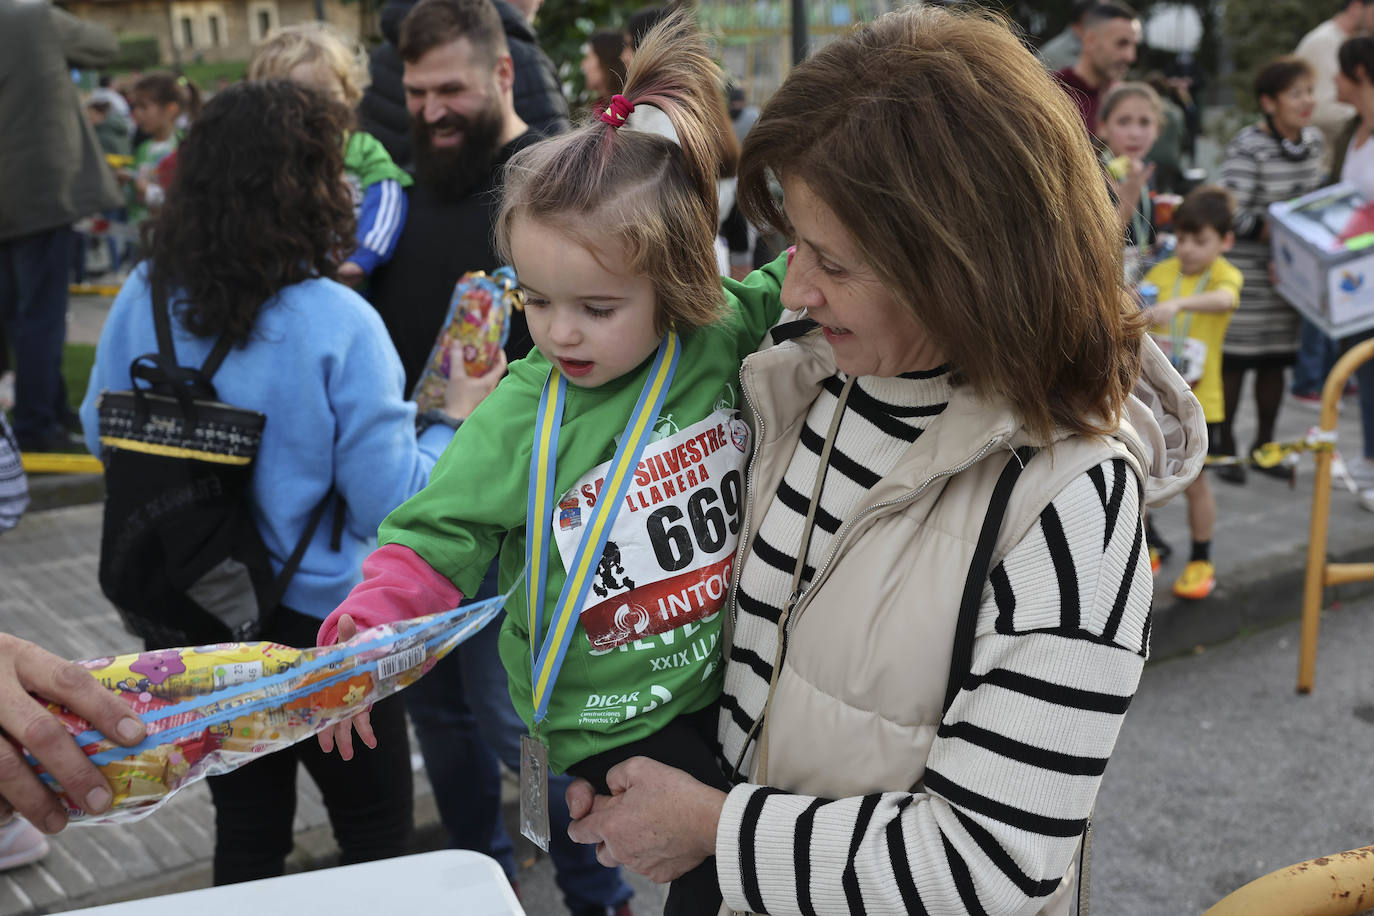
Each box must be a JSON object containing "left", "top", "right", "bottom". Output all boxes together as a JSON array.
[{"left": 715, "top": 370, "right": 1152, "bottom": 915}]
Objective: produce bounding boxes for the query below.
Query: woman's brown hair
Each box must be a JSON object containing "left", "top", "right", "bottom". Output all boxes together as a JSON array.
[
  {"left": 497, "top": 10, "right": 734, "bottom": 334},
  {"left": 145, "top": 80, "right": 355, "bottom": 345},
  {"left": 737, "top": 5, "right": 1144, "bottom": 442}
]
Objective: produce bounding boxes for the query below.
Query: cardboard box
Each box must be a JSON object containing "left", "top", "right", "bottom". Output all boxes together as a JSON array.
[{"left": 1269, "top": 183, "right": 1374, "bottom": 338}]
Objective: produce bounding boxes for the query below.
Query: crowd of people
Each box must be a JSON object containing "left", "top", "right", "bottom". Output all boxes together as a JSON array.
[
  {"left": 0, "top": 0, "right": 1366, "bottom": 913},
  {"left": 1048, "top": 0, "right": 1374, "bottom": 603}
]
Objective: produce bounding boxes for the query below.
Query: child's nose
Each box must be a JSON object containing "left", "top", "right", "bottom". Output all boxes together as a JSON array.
[{"left": 550, "top": 312, "right": 581, "bottom": 345}]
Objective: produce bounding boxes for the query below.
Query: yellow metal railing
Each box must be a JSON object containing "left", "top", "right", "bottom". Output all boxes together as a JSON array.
[
  {"left": 1203, "top": 844, "right": 1374, "bottom": 915},
  {"left": 1298, "top": 337, "right": 1374, "bottom": 694}
]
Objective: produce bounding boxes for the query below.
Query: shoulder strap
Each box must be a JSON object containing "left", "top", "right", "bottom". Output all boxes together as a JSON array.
[
  {"left": 943, "top": 445, "right": 1038, "bottom": 716},
  {"left": 151, "top": 279, "right": 175, "bottom": 361},
  {"left": 260, "top": 486, "right": 340, "bottom": 613},
  {"left": 149, "top": 280, "right": 234, "bottom": 381}
]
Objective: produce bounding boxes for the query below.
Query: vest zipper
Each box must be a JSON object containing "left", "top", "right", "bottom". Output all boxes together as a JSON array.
[
  {"left": 726, "top": 361, "right": 764, "bottom": 639},
  {"left": 725, "top": 360, "right": 768, "bottom": 781}
]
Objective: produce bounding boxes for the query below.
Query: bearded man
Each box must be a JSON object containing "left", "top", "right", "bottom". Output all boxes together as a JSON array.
[{"left": 367, "top": 0, "right": 539, "bottom": 390}]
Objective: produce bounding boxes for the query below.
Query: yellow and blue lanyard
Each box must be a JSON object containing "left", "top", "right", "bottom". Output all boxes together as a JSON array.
[
  {"left": 1166, "top": 266, "right": 1212, "bottom": 369},
  {"left": 524, "top": 332, "right": 680, "bottom": 727}
]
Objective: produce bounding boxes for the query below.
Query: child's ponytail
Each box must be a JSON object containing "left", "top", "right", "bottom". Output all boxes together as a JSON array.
[
  {"left": 497, "top": 10, "right": 733, "bottom": 335},
  {"left": 610, "top": 9, "right": 738, "bottom": 199},
  {"left": 179, "top": 76, "right": 203, "bottom": 122},
  {"left": 133, "top": 71, "right": 203, "bottom": 124}
]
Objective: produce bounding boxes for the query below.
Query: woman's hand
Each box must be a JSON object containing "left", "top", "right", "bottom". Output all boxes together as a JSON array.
[
  {"left": 565, "top": 756, "right": 726, "bottom": 884},
  {"left": 443, "top": 345, "right": 507, "bottom": 422},
  {"left": 315, "top": 614, "right": 377, "bottom": 760},
  {"left": 0, "top": 634, "right": 146, "bottom": 832}
]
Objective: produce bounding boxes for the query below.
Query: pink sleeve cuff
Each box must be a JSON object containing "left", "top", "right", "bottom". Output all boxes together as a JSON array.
[{"left": 317, "top": 543, "right": 464, "bottom": 646}]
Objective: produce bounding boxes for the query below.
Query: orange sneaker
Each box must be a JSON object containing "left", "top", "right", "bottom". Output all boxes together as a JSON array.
[
  {"left": 1173, "top": 560, "right": 1215, "bottom": 600},
  {"left": 1149, "top": 546, "right": 1162, "bottom": 576}
]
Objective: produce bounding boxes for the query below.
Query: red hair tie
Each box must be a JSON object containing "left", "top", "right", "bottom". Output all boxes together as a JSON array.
[{"left": 598, "top": 94, "right": 634, "bottom": 128}]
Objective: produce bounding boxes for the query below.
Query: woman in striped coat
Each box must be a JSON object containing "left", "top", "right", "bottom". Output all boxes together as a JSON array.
[
  {"left": 564, "top": 7, "right": 1207, "bottom": 915},
  {"left": 1217, "top": 56, "right": 1325, "bottom": 480}
]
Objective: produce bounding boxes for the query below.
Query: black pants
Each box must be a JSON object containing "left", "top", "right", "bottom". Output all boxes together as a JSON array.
[
  {"left": 568, "top": 705, "right": 728, "bottom": 916},
  {"left": 194, "top": 608, "right": 415, "bottom": 885}
]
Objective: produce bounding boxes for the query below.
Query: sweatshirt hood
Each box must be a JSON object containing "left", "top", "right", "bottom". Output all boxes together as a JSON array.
[{"left": 1117, "top": 337, "right": 1208, "bottom": 507}]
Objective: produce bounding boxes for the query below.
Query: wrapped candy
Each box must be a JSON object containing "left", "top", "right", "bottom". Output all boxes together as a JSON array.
[
  {"left": 411, "top": 267, "right": 523, "bottom": 414},
  {"left": 26, "top": 595, "right": 506, "bottom": 824}
]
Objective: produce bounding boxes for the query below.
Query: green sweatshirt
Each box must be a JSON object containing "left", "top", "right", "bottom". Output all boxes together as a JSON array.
[
  {"left": 344, "top": 130, "right": 412, "bottom": 191},
  {"left": 380, "top": 256, "right": 786, "bottom": 772}
]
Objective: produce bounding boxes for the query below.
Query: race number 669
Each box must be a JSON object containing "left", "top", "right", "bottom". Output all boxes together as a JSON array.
[{"left": 644, "top": 469, "right": 743, "bottom": 572}]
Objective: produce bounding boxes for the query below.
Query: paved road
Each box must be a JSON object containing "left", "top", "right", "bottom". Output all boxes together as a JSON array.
[{"left": 1094, "top": 593, "right": 1374, "bottom": 914}]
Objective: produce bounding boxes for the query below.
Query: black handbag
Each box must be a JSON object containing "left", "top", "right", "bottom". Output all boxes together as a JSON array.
[{"left": 95, "top": 287, "right": 338, "bottom": 648}]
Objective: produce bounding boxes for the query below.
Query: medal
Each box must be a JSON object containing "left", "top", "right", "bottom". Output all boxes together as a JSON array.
[{"left": 518, "top": 332, "right": 680, "bottom": 849}]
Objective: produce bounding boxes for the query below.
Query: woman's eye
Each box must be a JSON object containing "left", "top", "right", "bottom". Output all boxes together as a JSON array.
[{"left": 818, "top": 262, "right": 843, "bottom": 277}]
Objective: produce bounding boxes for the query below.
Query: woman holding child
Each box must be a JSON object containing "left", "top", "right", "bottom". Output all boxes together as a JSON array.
[{"left": 563, "top": 7, "right": 1204, "bottom": 914}]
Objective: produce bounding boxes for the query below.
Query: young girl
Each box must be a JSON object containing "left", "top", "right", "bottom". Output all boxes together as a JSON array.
[
  {"left": 247, "top": 23, "right": 412, "bottom": 287},
  {"left": 1097, "top": 81, "right": 1162, "bottom": 283},
  {"left": 318, "top": 14, "right": 783, "bottom": 912},
  {"left": 125, "top": 73, "right": 200, "bottom": 224},
  {"left": 1218, "top": 56, "right": 1324, "bottom": 483}
]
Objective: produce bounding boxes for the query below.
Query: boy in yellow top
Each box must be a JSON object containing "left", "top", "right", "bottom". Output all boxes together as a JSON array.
[{"left": 1143, "top": 186, "right": 1242, "bottom": 599}]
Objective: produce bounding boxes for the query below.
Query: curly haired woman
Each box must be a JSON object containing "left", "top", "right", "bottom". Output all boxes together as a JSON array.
[{"left": 76, "top": 80, "right": 500, "bottom": 885}]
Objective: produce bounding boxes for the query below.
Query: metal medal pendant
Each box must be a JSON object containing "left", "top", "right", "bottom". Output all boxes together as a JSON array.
[{"left": 519, "top": 733, "right": 551, "bottom": 851}]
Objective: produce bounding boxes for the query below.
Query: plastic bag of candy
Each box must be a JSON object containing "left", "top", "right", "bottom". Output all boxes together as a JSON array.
[
  {"left": 26, "top": 594, "right": 507, "bottom": 824},
  {"left": 411, "top": 267, "right": 523, "bottom": 414}
]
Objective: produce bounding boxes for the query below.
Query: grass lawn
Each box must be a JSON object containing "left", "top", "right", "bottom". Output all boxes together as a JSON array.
[
  {"left": 64, "top": 343, "right": 96, "bottom": 413},
  {"left": 1, "top": 344, "right": 96, "bottom": 453}
]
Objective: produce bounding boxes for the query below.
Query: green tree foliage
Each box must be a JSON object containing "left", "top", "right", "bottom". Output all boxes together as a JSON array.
[
  {"left": 114, "top": 34, "right": 162, "bottom": 70},
  {"left": 536, "top": 1, "right": 641, "bottom": 112},
  {"left": 1224, "top": 0, "right": 1326, "bottom": 111}
]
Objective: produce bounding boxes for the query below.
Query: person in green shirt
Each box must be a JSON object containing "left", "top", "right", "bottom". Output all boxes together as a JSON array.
[
  {"left": 248, "top": 22, "right": 414, "bottom": 285},
  {"left": 318, "top": 15, "right": 778, "bottom": 914}
]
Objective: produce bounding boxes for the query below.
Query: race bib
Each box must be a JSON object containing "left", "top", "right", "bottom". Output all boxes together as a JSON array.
[{"left": 553, "top": 409, "right": 750, "bottom": 651}]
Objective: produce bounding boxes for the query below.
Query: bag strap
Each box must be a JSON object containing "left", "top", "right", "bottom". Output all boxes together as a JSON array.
[
  {"left": 942, "top": 445, "right": 1038, "bottom": 716},
  {"left": 150, "top": 278, "right": 234, "bottom": 382},
  {"left": 261, "top": 485, "right": 339, "bottom": 613}
]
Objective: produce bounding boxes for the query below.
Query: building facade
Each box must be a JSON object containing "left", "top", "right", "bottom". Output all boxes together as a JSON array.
[{"left": 62, "top": 0, "right": 364, "bottom": 67}]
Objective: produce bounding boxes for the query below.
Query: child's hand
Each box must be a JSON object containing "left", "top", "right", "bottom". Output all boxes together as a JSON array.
[
  {"left": 315, "top": 614, "right": 378, "bottom": 761},
  {"left": 337, "top": 262, "right": 365, "bottom": 288},
  {"left": 443, "top": 345, "right": 507, "bottom": 421},
  {"left": 1115, "top": 159, "right": 1155, "bottom": 206},
  {"left": 1144, "top": 300, "right": 1180, "bottom": 325}
]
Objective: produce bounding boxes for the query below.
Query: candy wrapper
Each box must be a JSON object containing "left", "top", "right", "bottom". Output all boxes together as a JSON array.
[
  {"left": 26, "top": 592, "right": 509, "bottom": 825},
  {"left": 411, "top": 267, "right": 523, "bottom": 414}
]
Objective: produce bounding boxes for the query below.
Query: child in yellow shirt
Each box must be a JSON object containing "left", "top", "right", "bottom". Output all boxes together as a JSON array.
[{"left": 1142, "top": 186, "right": 1242, "bottom": 600}]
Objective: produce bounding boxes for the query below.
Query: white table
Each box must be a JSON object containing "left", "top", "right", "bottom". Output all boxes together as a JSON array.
[{"left": 64, "top": 850, "right": 524, "bottom": 915}]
